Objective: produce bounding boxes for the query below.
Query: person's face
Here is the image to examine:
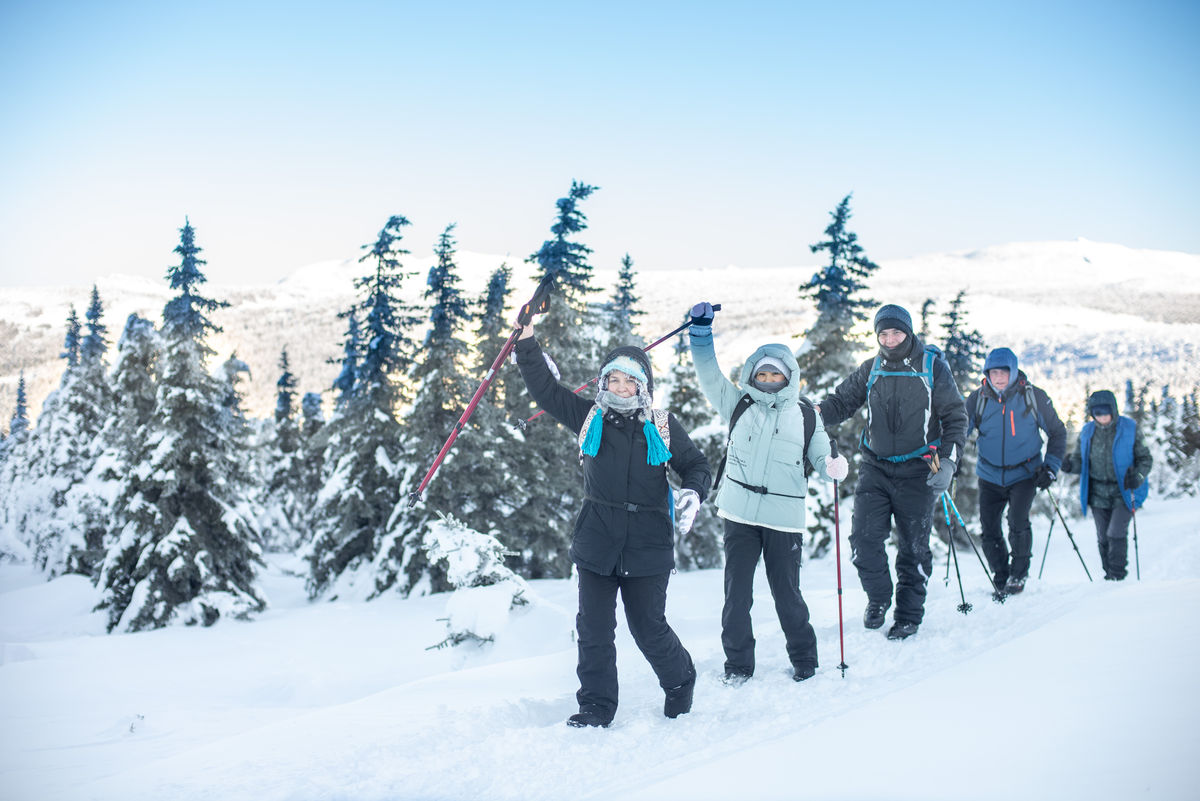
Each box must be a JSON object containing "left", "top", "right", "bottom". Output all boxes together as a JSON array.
[
  {"left": 987, "top": 368, "right": 1010, "bottom": 391},
  {"left": 877, "top": 328, "right": 907, "bottom": 349},
  {"left": 1093, "top": 413, "right": 1113, "bottom": 426},
  {"left": 606, "top": 370, "right": 638, "bottom": 398},
  {"left": 755, "top": 369, "right": 787, "bottom": 385}
]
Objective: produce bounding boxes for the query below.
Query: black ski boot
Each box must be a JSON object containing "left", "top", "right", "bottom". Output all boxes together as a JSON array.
[
  {"left": 1003, "top": 576, "right": 1026, "bottom": 595},
  {"left": 792, "top": 665, "right": 816, "bottom": 682},
  {"left": 886, "top": 621, "right": 919, "bottom": 641},
  {"left": 567, "top": 708, "right": 612, "bottom": 728},
  {"left": 664, "top": 673, "right": 696, "bottom": 719},
  {"left": 863, "top": 600, "right": 891, "bottom": 630},
  {"left": 722, "top": 668, "right": 752, "bottom": 687}
]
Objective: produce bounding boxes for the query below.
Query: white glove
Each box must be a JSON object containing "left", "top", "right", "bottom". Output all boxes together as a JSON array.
[
  {"left": 825, "top": 454, "right": 849, "bottom": 481},
  {"left": 675, "top": 488, "right": 701, "bottom": 534}
]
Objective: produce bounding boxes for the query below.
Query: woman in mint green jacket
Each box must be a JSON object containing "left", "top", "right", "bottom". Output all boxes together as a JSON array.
[{"left": 689, "top": 302, "right": 847, "bottom": 683}]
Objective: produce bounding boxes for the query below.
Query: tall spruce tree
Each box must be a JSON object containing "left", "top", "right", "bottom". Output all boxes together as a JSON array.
[
  {"left": 513, "top": 181, "right": 603, "bottom": 576},
  {"left": 96, "top": 219, "right": 264, "bottom": 632},
  {"left": 81, "top": 285, "right": 108, "bottom": 365},
  {"left": 8, "top": 373, "right": 29, "bottom": 442},
  {"left": 795, "top": 195, "right": 880, "bottom": 557},
  {"left": 331, "top": 312, "right": 360, "bottom": 411},
  {"left": 306, "top": 215, "right": 420, "bottom": 599},
  {"left": 378, "top": 224, "right": 476, "bottom": 595},
  {"left": 61, "top": 307, "right": 81, "bottom": 369},
  {"left": 604, "top": 253, "right": 644, "bottom": 350},
  {"left": 935, "top": 290, "right": 988, "bottom": 534}
]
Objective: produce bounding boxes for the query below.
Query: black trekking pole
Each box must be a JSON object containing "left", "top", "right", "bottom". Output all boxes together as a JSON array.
[
  {"left": 516, "top": 304, "right": 722, "bottom": 428},
  {"left": 943, "top": 493, "right": 996, "bottom": 591},
  {"left": 940, "top": 494, "right": 972, "bottom": 614},
  {"left": 408, "top": 274, "right": 555, "bottom": 507},
  {"left": 1132, "top": 506, "right": 1141, "bottom": 580},
  {"left": 1036, "top": 510, "right": 1056, "bottom": 580},
  {"left": 829, "top": 438, "right": 848, "bottom": 677},
  {"left": 1045, "top": 491, "right": 1094, "bottom": 582}
]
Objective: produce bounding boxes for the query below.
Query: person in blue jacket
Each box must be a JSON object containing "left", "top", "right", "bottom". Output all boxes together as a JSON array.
[
  {"left": 964, "top": 348, "right": 1067, "bottom": 596},
  {"left": 1061, "top": 390, "right": 1152, "bottom": 580}
]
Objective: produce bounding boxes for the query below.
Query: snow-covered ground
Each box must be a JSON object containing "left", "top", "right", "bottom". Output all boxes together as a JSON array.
[{"left": 2, "top": 494, "right": 1197, "bottom": 800}]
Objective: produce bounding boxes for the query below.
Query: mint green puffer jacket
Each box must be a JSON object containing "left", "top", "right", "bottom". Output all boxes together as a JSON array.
[{"left": 690, "top": 326, "right": 833, "bottom": 533}]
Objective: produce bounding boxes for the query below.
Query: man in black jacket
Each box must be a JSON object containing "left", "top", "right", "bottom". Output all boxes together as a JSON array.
[
  {"left": 818, "top": 304, "right": 968, "bottom": 640},
  {"left": 515, "top": 323, "right": 711, "bottom": 728}
]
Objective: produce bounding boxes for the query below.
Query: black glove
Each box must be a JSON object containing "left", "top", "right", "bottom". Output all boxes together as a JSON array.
[
  {"left": 1124, "top": 467, "right": 1143, "bottom": 490},
  {"left": 926, "top": 458, "right": 955, "bottom": 493},
  {"left": 1060, "top": 454, "right": 1076, "bottom": 474},
  {"left": 690, "top": 302, "right": 715, "bottom": 326},
  {"left": 1034, "top": 464, "right": 1056, "bottom": 490}
]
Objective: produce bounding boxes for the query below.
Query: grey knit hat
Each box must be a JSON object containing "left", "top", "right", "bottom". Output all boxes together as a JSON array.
[{"left": 874, "top": 304, "right": 914, "bottom": 336}]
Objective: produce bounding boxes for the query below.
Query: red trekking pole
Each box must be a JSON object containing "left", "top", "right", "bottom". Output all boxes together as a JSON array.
[
  {"left": 516, "top": 304, "right": 721, "bottom": 428},
  {"left": 830, "top": 438, "right": 848, "bottom": 677},
  {"left": 407, "top": 273, "right": 554, "bottom": 507}
]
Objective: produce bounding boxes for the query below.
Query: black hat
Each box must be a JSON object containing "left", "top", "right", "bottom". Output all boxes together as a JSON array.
[{"left": 874, "top": 304, "right": 913, "bottom": 337}]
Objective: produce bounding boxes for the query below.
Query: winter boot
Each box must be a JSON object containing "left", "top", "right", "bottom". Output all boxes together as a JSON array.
[
  {"left": 567, "top": 708, "right": 612, "bottom": 728},
  {"left": 664, "top": 673, "right": 696, "bottom": 719},
  {"left": 886, "top": 621, "right": 919, "bottom": 641},
  {"left": 1003, "top": 575, "right": 1026, "bottom": 595},
  {"left": 863, "top": 600, "right": 891, "bottom": 630},
  {"left": 792, "top": 665, "right": 816, "bottom": 682},
  {"left": 722, "top": 668, "right": 752, "bottom": 687},
  {"left": 1107, "top": 538, "right": 1129, "bottom": 581}
]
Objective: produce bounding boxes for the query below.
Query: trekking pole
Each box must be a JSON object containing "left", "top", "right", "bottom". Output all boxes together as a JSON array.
[
  {"left": 408, "top": 274, "right": 555, "bottom": 507},
  {"left": 517, "top": 304, "right": 722, "bottom": 428},
  {"left": 941, "top": 494, "right": 972, "bottom": 614},
  {"left": 1132, "top": 506, "right": 1141, "bottom": 580},
  {"left": 829, "top": 438, "right": 848, "bottom": 677},
  {"left": 1036, "top": 510, "right": 1056, "bottom": 580},
  {"left": 1045, "top": 491, "right": 1094, "bottom": 582},
  {"left": 943, "top": 493, "right": 996, "bottom": 590}
]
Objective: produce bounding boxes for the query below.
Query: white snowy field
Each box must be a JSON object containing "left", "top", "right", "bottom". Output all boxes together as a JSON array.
[{"left": 2, "top": 495, "right": 1198, "bottom": 801}]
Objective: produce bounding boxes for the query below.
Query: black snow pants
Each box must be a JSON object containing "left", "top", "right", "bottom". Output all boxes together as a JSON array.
[
  {"left": 575, "top": 567, "right": 694, "bottom": 721},
  {"left": 979, "top": 477, "right": 1037, "bottom": 588},
  {"left": 1091, "top": 503, "right": 1133, "bottom": 580},
  {"left": 720, "top": 519, "right": 817, "bottom": 676},
  {"left": 849, "top": 459, "right": 935, "bottom": 626}
]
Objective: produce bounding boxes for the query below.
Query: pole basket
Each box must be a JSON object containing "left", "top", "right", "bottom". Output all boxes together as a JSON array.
[{"left": 957, "top": 601, "right": 973, "bottom": 615}]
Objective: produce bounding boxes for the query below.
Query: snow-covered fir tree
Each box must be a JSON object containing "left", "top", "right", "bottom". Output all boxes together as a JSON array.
[
  {"left": 331, "top": 312, "right": 360, "bottom": 411},
  {"left": 257, "top": 348, "right": 305, "bottom": 551},
  {"left": 81, "top": 285, "right": 108, "bottom": 365},
  {"left": 934, "top": 290, "right": 988, "bottom": 536},
  {"left": 603, "top": 253, "right": 645, "bottom": 351},
  {"left": 795, "top": 194, "right": 879, "bottom": 557},
  {"left": 61, "top": 306, "right": 81, "bottom": 368},
  {"left": 96, "top": 219, "right": 265, "bottom": 632},
  {"left": 7, "top": 373, "right": 29, "bottom": 444},
  {"left": 513, "top": 181, "right": 604, "bottom": 576},
  {"left": 379, "top": 223, "right": 476, "bottom": 595},
  {"left": 663, "top": 314, "right": 724, "bottom": 569},
  {"left": 306, "top": 215, "right": 422, "bottom": 599}
]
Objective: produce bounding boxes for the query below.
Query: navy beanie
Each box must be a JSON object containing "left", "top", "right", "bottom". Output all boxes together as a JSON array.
[{"left": 874, "top": 304, "right": 914, "bottom": 337}]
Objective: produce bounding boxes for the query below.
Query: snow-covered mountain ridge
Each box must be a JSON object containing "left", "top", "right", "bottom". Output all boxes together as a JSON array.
[{"left": 3, "top": 238, "right": 1197, "bottom": 427}]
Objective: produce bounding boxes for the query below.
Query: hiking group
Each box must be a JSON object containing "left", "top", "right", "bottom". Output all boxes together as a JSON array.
[{"left": 513, "top": 300, "right": 1151, "bottom": 729}]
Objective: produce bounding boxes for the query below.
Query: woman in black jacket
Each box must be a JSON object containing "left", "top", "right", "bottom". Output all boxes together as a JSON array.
[{"left": 515, "top": 323, "right": 711, "bottom": 729}]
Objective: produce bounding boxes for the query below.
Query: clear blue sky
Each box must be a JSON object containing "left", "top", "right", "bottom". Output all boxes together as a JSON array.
[{"left": 2, "top": 0, "right": 1197, "bottom": 287}]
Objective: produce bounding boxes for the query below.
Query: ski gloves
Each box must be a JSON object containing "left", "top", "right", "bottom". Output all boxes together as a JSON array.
[
  {"left": 926, "top": 458, "right": 956, "bottom": 493},
  {"left": 1123, "top": 466, "right": 1144, "bottom": 490},
  {"left": 675, "top": 488, "right": 701, "bottom": 534},
  {"left": 1035, "top": 464, "right": 1056, "bottom": 490},
  {"left": 689, "top": 302, "right": 716, "bottom": 327},
  {"left": 825, "top": 454, "right": 849, "bottom": 481}
]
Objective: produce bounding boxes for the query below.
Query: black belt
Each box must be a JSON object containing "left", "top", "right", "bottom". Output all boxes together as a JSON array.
[
  {"left": 585, "top": 496, "right": 668, "bottom": 514},
  {"left": 728, "top": 477, "right": 804, "bottom": 500}
]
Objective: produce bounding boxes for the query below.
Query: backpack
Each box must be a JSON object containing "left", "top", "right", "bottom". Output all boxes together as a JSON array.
[
  {"left": 974, "top": 378, "right": 1043, "bottom": 430},
  {"left": 712, "top": 394, "right": 817, "bottom": 490},
  {"left": 862, "top": 344, "right": 944, "bottom": 462}
]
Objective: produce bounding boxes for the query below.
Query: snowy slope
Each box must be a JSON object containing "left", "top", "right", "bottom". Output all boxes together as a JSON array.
[
  {"left": 2, "top": 495, "right": 1198, "bottom": 800},
  {"left": 2, "top": 239, "right": 1197, "bottom": 428}
]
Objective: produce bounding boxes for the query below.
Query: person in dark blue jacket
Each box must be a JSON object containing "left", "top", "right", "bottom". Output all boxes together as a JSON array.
[
  {"left": 1061, "top": 390, "right": 1152, "bottom": 580},
  {"left": 964, "top": 348, "right": 1067, "bottom": 596}
]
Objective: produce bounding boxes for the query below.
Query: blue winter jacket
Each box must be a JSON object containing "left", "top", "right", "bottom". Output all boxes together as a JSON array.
[
  {"left": 964, "top": 348, "right": 1066, "bottom": 487},
  {"left": 1078, "top": 417, "right": 1150, "bottom": 513}
]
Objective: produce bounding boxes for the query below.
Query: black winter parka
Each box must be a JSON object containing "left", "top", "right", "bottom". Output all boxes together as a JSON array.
[
  {"left": 515, "top": 336, "right": 711, "bottom": 577},
  {"left": 819, "top": 334, "right": 969, "bottom": 473}
]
